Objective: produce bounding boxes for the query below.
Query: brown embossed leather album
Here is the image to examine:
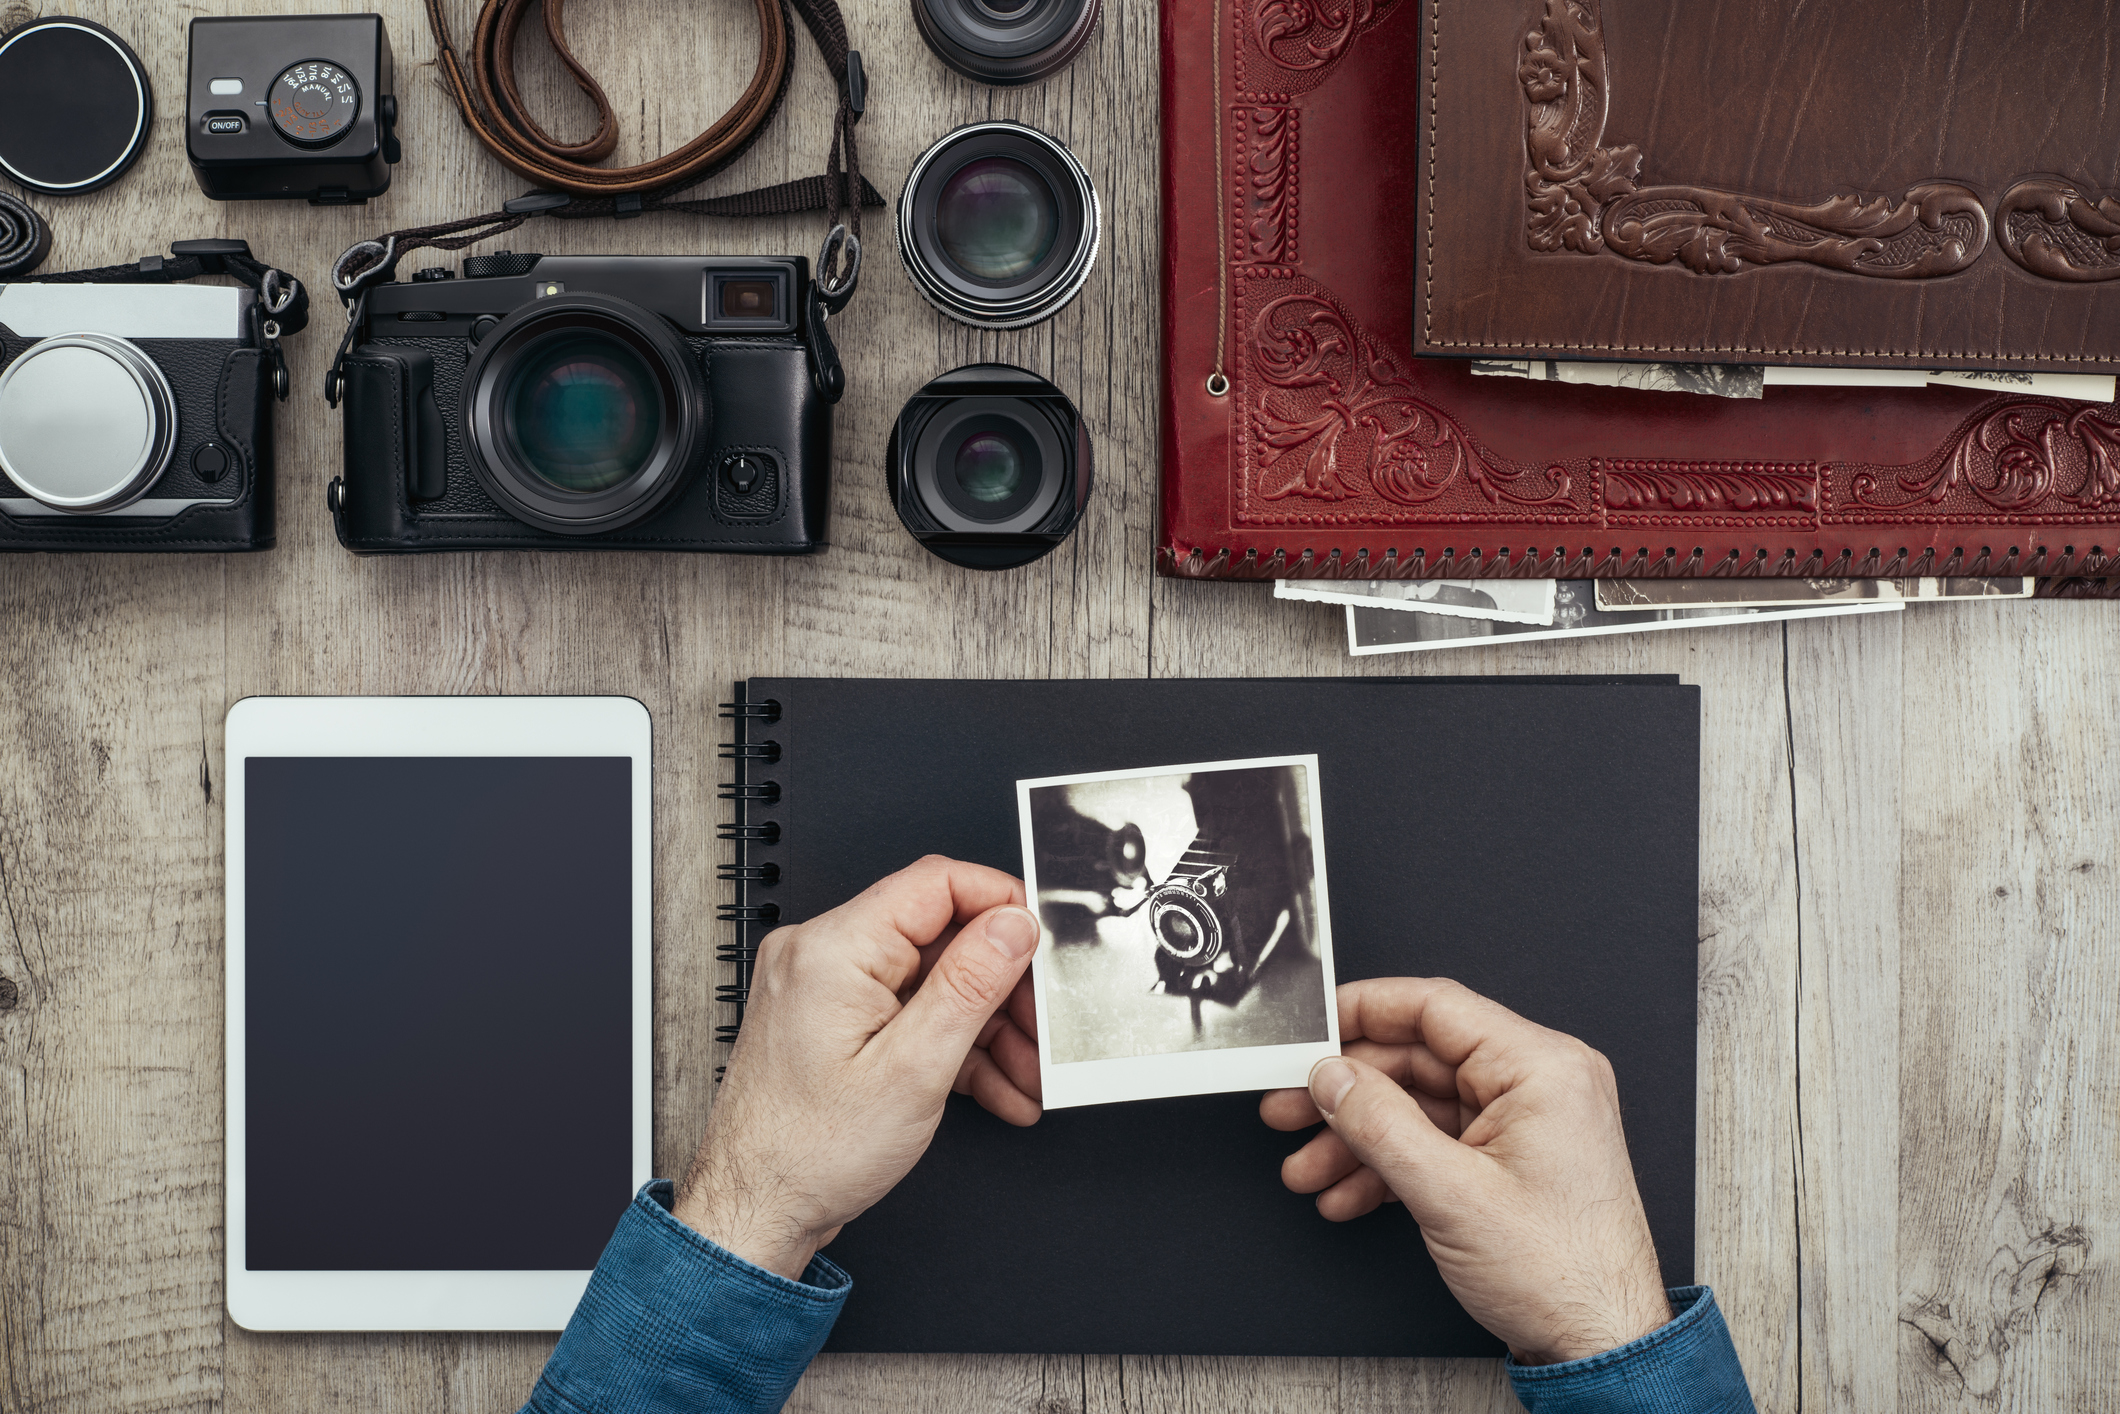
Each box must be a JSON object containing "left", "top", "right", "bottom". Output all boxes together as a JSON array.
[
  {"left": 1419, "top": 0, "right": 2120, "bottom": 372},
  {"left": 1156, "top": 0, "right": 2120, "bottom": 585}
]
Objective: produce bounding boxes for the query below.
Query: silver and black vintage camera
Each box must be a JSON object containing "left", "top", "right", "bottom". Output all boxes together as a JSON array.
[
  {"left": 330, "top": 251, "right": 836, "bottom": 554},
  {"left": 1143, "top": 770, "right": 1313, "bottom": 1006},
  {"left": 0, "top": 243, "right": 287, "bottom": 552}
]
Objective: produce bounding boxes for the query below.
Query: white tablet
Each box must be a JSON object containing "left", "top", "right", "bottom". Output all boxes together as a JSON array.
[{"left": 224, "top": 696, "right": 652, "bottom": 1331}]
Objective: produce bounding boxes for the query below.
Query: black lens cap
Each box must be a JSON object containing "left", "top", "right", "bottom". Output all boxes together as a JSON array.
[{"left": 0, "top": 17, "right": 153, "bottom": 197}]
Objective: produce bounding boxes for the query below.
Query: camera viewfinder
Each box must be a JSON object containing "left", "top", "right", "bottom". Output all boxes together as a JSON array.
[{"left": 704, "top": 270, "right": 793, "bottom": 331}]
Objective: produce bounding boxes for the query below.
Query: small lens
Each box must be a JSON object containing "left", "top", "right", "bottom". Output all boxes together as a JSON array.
[
  {"left": 953, "top": 431, "right": 1024, "bottom": 504},
  {"left": 1159, "top": 911, "right": 1199, "bottom": 953},
  {"left": 935, "top": 156, "right": 1058, "bottom": 281},
  {"left": 505, "top": 332, "right": 660, "bottom": 494},
  {"left": 720, "top": 279, "right": 777, "bottom": 320}
]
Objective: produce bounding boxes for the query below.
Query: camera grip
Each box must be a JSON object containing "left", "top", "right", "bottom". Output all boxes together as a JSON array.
[{"left": 342, "top": 344, "right": 444, "bottom": 506}]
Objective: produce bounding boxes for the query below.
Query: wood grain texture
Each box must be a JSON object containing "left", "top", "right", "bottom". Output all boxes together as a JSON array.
[{"left": 0, "top": 0, "right": 2111, "bottom": 1411}]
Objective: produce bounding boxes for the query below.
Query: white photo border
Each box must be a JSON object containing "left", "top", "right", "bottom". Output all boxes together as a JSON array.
[{"left": 1018, "top": 754, "right": 1340, "bottom": 1109}]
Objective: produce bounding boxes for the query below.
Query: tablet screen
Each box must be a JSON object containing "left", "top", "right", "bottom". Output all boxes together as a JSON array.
[{"left": 244, "top": 756, "right": 633, "bottom": 1271}]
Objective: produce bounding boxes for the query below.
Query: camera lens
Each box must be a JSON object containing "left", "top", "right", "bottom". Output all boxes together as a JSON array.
[
  {"left": 936, "top": 157, "right": 1057, "bottom": 280},
  {"left": 888, "top": 363, "right": 1092, "bottom": 570},
  {"left": 954, "top": 432, "right": 1023, "bottom": 503},
  {"left": 912, "top": 0, "right": 1101, "bottom": 86},
  {"left": 900, "top": 122, "right": 1100, "bottom": 329},
  {"left": 503, "top": 332, "right": 661, "bottom": 494},
  {"left": 462, "top": 292, "right": 708, "bottom": 535},
  {"left": 938, "top": 417, "right": 1045, "bottom": 521}
]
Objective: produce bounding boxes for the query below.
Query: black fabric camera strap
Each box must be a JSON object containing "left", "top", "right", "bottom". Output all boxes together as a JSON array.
[
  {"left": 6, "top": 239, "right": 309, "bottom": 400},
  {"left": 0, "top": 194, "right": 52, "bottom": 279}
]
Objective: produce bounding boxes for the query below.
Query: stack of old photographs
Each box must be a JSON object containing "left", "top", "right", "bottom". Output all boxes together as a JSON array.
[{"left": 1276, "top": 576, "right": 2034, "bottom": 657}]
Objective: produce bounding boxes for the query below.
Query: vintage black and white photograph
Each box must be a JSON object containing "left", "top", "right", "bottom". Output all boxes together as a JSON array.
[
  {"left": 1017, "top": 756, "right": 1339, "bottom": 1109},
  {"left": 1275, "top": 576, "right": 1557, "bottom": 624},
  {"left": 1594, "top": 576, "right": 2033, "bottom": 612},
  {"left": 1347, "top": 580, "right": 1902, "bottom": 656}
]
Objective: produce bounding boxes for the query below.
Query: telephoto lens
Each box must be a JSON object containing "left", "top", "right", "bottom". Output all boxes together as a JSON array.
[
  {"left": 888, "top": 363, "right": 1091, "bottom": 570},
  {"left": 911, "top": 0, "right": 1100, "bottom": 86},
  {"left": 898, "top": 122, "right": 1099, "bottom": 329}
]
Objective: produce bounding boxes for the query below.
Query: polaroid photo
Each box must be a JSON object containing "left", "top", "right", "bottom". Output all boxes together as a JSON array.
[
  {"left": 1018, "top": 756, "right": 1339, "bottom": 1109},
  {"left": 1348, "top": 579, "right": 1902, "bottom": 656},
  {"left": 1275, "top": 577, "right": 1557, "bottom": 625}
]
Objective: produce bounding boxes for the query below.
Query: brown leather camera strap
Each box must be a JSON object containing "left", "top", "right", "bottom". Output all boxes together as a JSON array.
[{"left": 424, "top": 0, "right": 877, "bottom": 218}]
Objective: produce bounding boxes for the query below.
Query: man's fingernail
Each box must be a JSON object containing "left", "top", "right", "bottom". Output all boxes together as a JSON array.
[
  {"left": 1310, "top": 1058, "right": 1357, "bottom": 1117},
  {"left": 985, "top": 907, "right": 1041, "bottom": 961}
]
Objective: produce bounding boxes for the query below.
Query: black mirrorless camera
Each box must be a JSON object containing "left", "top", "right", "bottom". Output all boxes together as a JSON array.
[
  {"left": 0, "top": 243, "right": 280, "bottom": 552},
  {"left": 333, "top": 252, "right": 833, "bottom": 553}
]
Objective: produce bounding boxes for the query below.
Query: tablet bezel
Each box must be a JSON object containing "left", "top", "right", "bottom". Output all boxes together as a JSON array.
[{"left": 224, "top": 695, "right": 653, "bottom": 1331}]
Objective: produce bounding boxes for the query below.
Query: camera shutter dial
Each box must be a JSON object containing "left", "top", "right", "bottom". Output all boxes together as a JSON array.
[{"left": 269, "top": 60, "right": 359, "bottom": 147}]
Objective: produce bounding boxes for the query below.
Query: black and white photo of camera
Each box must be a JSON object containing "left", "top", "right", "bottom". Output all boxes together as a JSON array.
[
  {"left": 330, "top": 252, "right": 836, "bottom": 555},
  {"left": 0, "top": 255, "right": 284, "bottom": 552},
  {"left": 1020, "top": 756, "right": 1339, "bottom": 1108}
]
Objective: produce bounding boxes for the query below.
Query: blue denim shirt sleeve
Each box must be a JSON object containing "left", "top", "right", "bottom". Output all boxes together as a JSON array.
[
  {"left": 520, "top": 1180, "right": 849, "bottom": 1414},
  {"left": 1507, "top": 1286, "right": 1755, "bottom": 1414}
]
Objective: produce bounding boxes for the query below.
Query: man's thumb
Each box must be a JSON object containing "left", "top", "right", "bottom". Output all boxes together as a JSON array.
[
  {"left": 1308, "top": 1056, "right": 1479, "bottom": 1211},
  {"left": 892, "top": 905, "right": 1041, "bottom": 1057}
]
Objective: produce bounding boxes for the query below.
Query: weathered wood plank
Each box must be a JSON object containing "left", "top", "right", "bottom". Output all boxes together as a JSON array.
[
  {"left": 0, "top": 555, "right": 228, "bottom": 1414},
  {"left": 1895, "top": 601, "right": 2120, "bottom": 1412},
  {"left": 1784, "top": 614, "right": 1903, "bottom": 1414}
]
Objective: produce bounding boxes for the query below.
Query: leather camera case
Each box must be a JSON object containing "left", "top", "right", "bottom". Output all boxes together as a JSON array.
[{"left": 0, "top": 330, "right": 275, "bottom": 552}]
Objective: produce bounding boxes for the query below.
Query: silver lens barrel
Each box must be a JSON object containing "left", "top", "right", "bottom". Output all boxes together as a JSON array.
[
  {"left": 0, "top": 331, "right": 178, "bottom": 512},
  {"left": 898, "top": 121, "right": 1101, "bottom": 330}
]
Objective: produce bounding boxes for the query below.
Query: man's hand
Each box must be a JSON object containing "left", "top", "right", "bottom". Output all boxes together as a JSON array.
[
  {"left": 1261, "top": 978, "right": 1671, "bottom": 1366},
  {"left": 673, "top": 856, "right": 1042, "bottom": 1280}
]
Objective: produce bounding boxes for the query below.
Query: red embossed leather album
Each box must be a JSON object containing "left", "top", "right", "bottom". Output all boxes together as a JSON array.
[
  {"left": 1419, "top": 0, "right": 2120, "bottom": 373},
  {"left": 1156, "top": 0, "right": 2120, "bottom": 585}
]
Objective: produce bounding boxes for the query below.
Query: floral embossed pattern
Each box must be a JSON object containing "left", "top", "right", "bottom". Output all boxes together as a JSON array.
[
  {"left": 1849, "top": 403, "right": 2120, "bottom": 518},
  {"left": 1237, "top": 280, "right": 1582, "bottom": 523},
  {"left": 1519, "top": 0, "right": 1987, "bottom": 278}
]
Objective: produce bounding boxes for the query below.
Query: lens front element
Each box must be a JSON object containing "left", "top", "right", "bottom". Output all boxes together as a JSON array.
[
  {"left": 953, "top": 432, "right": 1024, "bottom": 503},
  {"left": 504, "top": 332, "right": 661, "bottom": 494},
  {"left": 461, "top": 292, "right": 707, "bottom": 536},
  {"left": 936, "top": 157, "right": 1058, "bottom": 281}
]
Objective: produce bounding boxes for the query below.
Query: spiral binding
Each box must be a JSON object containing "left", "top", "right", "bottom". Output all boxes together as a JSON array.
[{"left": 716, "top": 692, "right": 781, "bottom": 1067}]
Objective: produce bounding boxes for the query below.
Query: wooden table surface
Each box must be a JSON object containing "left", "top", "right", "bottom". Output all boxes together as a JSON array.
[{"left": 1, "top": 1, "right": 2113, "bottom": 1410}]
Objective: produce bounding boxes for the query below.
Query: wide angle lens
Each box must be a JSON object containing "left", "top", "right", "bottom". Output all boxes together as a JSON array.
[
  {"left": 935, "top": 157, "right": 1058, "bottom": 281},
  {"left": 900, "top": 121, "right": 1100, "bottom": 329},
  {"left": 503, "top": 332, "right": 661, "bottom": 494},
  {"left": 889, "top": 364, "right": 1093, "bottom": 569}
]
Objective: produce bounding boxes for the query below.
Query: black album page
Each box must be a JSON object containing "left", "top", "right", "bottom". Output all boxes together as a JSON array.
[{"left": 737, "top": 676, "right": 1698, "bottom": 1357}]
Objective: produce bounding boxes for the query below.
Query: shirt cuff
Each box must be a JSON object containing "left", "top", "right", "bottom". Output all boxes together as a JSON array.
[
  {"left": 523, "top": 1180, "right": 850, "bottom": 1414},
  {"left": 1506, "top": 1286, "right": 1755, "bottom": 1414}
]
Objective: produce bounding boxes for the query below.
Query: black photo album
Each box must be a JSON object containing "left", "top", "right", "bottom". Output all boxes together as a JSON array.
[{"left": 719, "top": 677, "right": 1701, "bottom": 1357}]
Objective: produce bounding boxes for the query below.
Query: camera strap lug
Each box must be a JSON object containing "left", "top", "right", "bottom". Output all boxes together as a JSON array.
[{"left": 805, "top": 224, "right": 861, "bottom": 404}]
